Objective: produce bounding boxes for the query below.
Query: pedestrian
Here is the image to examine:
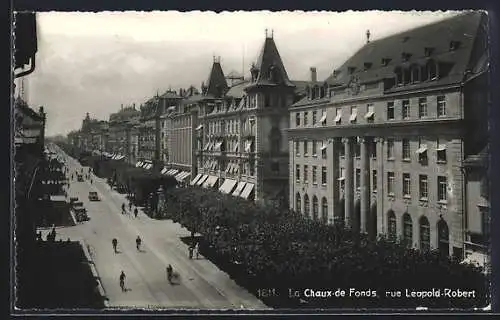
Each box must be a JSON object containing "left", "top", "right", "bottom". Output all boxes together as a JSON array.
[
  {"left": 129, "top": 202, "right": 132, "bottom": 212},
  {"left": 188, "top": 245, "right": 194, "bottom": 259},
  {"left": 134, "top": 208, "right": 138, "bottom": 218},
  {"left": 119, "top": 271, "right": 126, "bottom": 292},
  {"left": 195, "top": 242, "right": 200, "bottom": 259},
  {"left": 112, "top": 238, "right": 118, "bottom": 253},
  {"left": 166, "top": 264, "right": 173, "bottom": 284}
]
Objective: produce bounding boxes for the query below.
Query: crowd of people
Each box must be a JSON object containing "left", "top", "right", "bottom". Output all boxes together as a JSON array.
[{"left": 164, "top": 187, "right": 488, "bottom": 308}]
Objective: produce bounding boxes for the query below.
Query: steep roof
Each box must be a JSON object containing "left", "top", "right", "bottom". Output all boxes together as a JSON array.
[
  {"left": 325, "top": 12, "right": 486, "bottom": 90},
  {"left": 205, "top": 61, "right": 229, "bottom": 97},
  {"left": 248, "top": 36, "right": 295, "bottom": 87},
  {"left": 226, "top": 80, "right": 250, "bottom": 98},
  {"left": 161, "top": 90, "right": 183, "bottom": 99}
]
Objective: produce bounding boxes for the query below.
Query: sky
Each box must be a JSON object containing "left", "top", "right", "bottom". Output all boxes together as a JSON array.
[{"left": 15, "top": 10, "right": 461, "bottom": 137}]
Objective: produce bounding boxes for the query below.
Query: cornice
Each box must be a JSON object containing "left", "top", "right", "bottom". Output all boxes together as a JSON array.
[{"left": 287, "top": 118, "right": 463, "bottom": 140}]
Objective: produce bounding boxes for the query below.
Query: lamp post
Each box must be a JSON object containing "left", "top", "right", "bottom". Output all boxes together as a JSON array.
[{"left": 156, "top": 185, "right": 165, "bottom": 218}]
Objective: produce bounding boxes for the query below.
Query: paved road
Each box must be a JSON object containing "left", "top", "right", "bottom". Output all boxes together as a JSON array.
[{"left": 47, "top": 146, "right": 269, "bottom": 310}]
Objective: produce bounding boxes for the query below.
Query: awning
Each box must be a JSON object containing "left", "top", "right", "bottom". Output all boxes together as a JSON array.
[
  {"left": 209, "top": 141, "right": 215, "bottom": 151},
  {"left": 144, "top": 163, "right": 153, "bottom": 170},
  {"left": 233, "top": 143, "right": 239, "bottom": 152},
  {"left": 337, "top": 177, "right": 345, "bottom": 181},
  {"left": 195, "top": 124, "right": 203, "bottom": 131},
  {"left": 436, "top": 144, "right": 447, "bottom": 151},
  {"left": 214, "top": 142, "right": 223, "bottom": 151},
  {"left": 334, "top": 113, "right": 342, "bottom": 122},
  {"left": 319, "top": 113, "right": 327, "bottom": 123},
  {"left": 232, "top": 181, "right": 247, "bottom": 197},
  {"left": 225, "top": 163, "right": 233, "bottom": 173},
  {"left": 364, "top": 111, "right": 375, "bottom": 119},
  {"left": 204, "top": 142, "right": 211, "bottom": 151},
  {"left": 219, "top": 178, "right": 237, "bottom": 194},
  {"left": 349, "top": 113, "right": 357, "bottom": 122},
  {"left": 240, "top": 183, "right": 255, "bottom": 199},
  {"left": 161, "top": 167, "right": 168, "bottom": 174},
  {"left": 175, "top": 171, "right": 185, "bottom": 181},
  {"left": 245, "top": 140, "right": 253, "bottom": 152},
  {"left": 196, "top": 175, "right": 209, "bottom": 186},
  {"left": 191, "top": 173, "right": 202, "bottom": 186},
  {"left": 136, "top": 161, "right": 142, "bottom": 167},
  {"left": 170, "top": 169, "right": 179, "bottom": 176},
  {"left": 203, "top": 175, "right": 218, "bottom": 188},
  {"left": 416, "top": 145, "right": 428, "bottom": 154},
  {"left": 211, "top": 160, "right": 217, "bottom": 170},
  {"left": 180, "top": 172, "right": 191, "bottom": 181},
  {"left": 320, "top": 145, "right": 327, "bottom": 151}
]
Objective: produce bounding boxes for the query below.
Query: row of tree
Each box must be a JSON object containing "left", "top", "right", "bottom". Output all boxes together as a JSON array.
[{"left": 163, "top": 187, "right": 488, "bottom": 309}]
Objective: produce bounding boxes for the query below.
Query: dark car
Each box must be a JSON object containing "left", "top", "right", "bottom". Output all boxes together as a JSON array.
[{"left": 88, "top": 191, "right": 99, "bottom": 201}]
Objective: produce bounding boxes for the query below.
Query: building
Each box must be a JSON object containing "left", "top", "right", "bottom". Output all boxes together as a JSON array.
[
  {"left": 191, "top": 32, "right": 304, "bottom": 206},
  {"left": 159, "top": 89, "right": 185, "bottom": 165},
  {"left": 287, "top": 12, "right": 489, "bottom": 259},
  {"left": 138, "top": 96, "right": 161, "bottom": 166},
  {"left": 164, "top": 86, "right": 200, "bottom": 184},
  {"left": 108, "top": 104, "right": 140, "bottom": 161}
]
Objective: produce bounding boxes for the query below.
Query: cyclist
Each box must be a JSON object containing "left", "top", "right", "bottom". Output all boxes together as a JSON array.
[
  {"left": 112, "top": 238, "right": 118, "bottom": 253},
  {"left": 128, "top": 202, "right": 132, "bottom": 211},
  {"left": 136, "top": 236, "right": 142, "bottom": 251},
  {"left": 121, "top": 203, "right": 126, "bottom": 214},
  {"left": 166, "top": 264, "right": 173, "bottom": 284},
  {"left": 119, "top": 271, "right": 126, "bottom": 291}
]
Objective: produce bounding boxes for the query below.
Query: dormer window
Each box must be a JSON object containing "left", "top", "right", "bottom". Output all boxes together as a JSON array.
[
  {"left": 449, "top": 41, "right": 461, "bottom": 51},
  {"left": 311, "top": 86, "right": 317, "bottom": 100},
  {"left": 411, "top": 64, "right": 420, "bottom": 83},
  {"left": 348, "top": 66, "right": 356, "bottom": 74},
  {"left": 306, "top": 86, "right": 311, "bottom": 99},
  {"left": 381, "top": 58, "right": 391, "bottom": 66},
  {"left": 424, "top": 47, "right": 434, "bottom": 57},
  {"left": 395, "top": 67, "right": 403, "bottom": 86},
  {"left": 319, "top": 86, "right": 325, "bottom": 98},
  {"left": 402, "top": 52, "right": 412, "bottom": 62},
  {"left": 364, "top": 62, "right": 373, "bottom": 70}
]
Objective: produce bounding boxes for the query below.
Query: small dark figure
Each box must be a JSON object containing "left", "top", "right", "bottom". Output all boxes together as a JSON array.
[
  {"left": 119, "top": 271, "right": 126, "bottom": 291},
  {"left": 134, "top": 208, "right": 138, "bottom": 218},
  {"left": 121, "top": 203, "right": 126, "bottom": 214},
  {"left": 136, "top": 236, "right": 142, "bottom": 251},
  {"left": 112, "top": 238, "right": 118, "bottom": 253},
  {"left": 188, "top": 245, "right": 194, "bottom": 259},
  {"left": 90, "top": 179, "right": 93, "bottom": 184},
  {"left": 166, "top": 264, "right": 173, "bottom": 284}
]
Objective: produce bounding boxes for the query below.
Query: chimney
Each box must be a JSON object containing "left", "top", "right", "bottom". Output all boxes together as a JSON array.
[
  {"left": 310, "top": 67, "right": 317, "bottom": 82},
  {"left": 133, "top": 103, "right": 136, "bottom": 109}
]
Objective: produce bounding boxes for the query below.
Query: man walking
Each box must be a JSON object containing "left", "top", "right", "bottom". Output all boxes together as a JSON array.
[{"left": 134, "top": 207, "right": 138, "bottom": 218}]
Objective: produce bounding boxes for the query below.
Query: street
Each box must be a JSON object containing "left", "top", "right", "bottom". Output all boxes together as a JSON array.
[{"left": 48, "top": 149, "right": 268, "bottom": 309}]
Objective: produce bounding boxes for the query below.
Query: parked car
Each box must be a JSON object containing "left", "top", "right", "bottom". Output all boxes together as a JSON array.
[{"left": 88, "top": 191, "right": 99, "bottom": 201}]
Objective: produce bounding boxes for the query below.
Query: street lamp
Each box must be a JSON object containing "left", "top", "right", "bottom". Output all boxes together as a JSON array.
[{"left": 156, "top": 185, "right": 165, "bottom": 218}]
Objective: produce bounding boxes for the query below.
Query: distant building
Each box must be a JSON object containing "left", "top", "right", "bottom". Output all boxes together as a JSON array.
[
  {"left": 108, "top": 104, "right": 140, "bottom": 162},
  {"left": 138, "top": 96, "right": 161, "bottom": 166},
  {"left": 287, "top": 12, "right": 489, "bottom": 259}
]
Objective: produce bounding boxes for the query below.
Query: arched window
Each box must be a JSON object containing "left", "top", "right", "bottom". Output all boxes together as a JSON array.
[
  {"left": 419, "top": 216, "right": 430, "bottom": 252},
  {"left": 304, "top": 194, "right": 310, "bottom": 217},
  {"left": 321, "top": 197, "right": 328, "bottom": 224},
  {"left": 296, "top": 192, "right": 301, "bottom": 214},
  {"left": 438, "top": 219, "right": 449, "bottom": 256},
  {"left": 387, "top": 210, "right": 397, "bottom": 240},
  {"left": 312, "top": 196, "right": 319, "bottom": 220},
  {"left": 402, "top": 213, "right": 413, "bottom": 248}
]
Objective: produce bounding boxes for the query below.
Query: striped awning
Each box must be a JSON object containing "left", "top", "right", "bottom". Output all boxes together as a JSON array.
[
  {"left": 190, "top": 173, "right": 202, "bottom": 186},
  {"left": 219, "top": 179, "right": 237, "bottom": 194},
  {"left": 240, "top": 183, "right": 255, "bottom": 199},
  {"left": 232, "top": 181, "right": 247, "bottom": 197},
  {"left": 196, "top": 175, "right": 209, "bottom": 186}
]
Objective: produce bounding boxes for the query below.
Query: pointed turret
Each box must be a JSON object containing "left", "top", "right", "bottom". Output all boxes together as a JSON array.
[
  {"left": 248, "top": 31, "right": 294, "bottom": 88},
  {"left": 204, "top": 56, "right": 228, "bottom": 98}
]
